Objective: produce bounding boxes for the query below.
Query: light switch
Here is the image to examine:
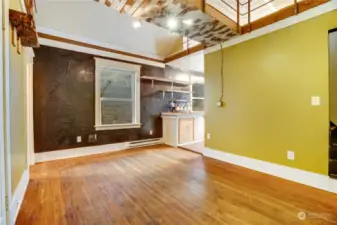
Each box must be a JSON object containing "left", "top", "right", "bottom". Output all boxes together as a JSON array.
[
  {"left": 311, "top": 96, "right": 320, "bottom": 106},
  {"left": 207, "top": 133, "right": 211, "bottom": 139},
  {"left": 77, "top": 136, "right": 82, "bottom": 143}
]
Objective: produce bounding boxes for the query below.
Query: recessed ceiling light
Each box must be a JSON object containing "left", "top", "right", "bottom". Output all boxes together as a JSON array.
[
  {"left": 133, "top": 20, "right": 142, "bottom": 29},
  {"left": 183, "top": 19, "right": 193, "bottom": 26},
  {"left": 167, "top": 18, "right": 178, "bottom": 29}
]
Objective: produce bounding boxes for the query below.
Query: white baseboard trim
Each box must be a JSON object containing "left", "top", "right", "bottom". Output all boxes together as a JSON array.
[
  {"left": 179, "top": 140, "right": 203, "bottom": 147},
  {"left": 35, "top": 139, "right": 163, "bottom": 163},
  {"left": 10, "top": 169, "right": 29, "bottom": 225},
  {"left": 203, "top": 148, "right": 337, "bottom": 194}
]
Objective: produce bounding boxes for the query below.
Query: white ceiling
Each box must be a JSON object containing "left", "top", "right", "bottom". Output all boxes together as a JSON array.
[
  {"left": 168, "top": 51, "right": 204, "bottom": 73},
  {"left": 34, "top": 0, "right": 183, "bottom": 59}
]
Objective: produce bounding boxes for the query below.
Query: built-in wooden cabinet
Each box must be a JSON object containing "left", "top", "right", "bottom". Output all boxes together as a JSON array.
[
  {"left": 162, "top": 113, "right": 204, "bottom": 147},
  {"left": 179, "top": 118, "right": 194, "bottom": 144},
  {"left": 193, "top": 117, "right": 204, "bottom": 142}
]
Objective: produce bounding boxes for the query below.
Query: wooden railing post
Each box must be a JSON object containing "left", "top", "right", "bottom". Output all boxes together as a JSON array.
[
  {"left": 248, "top": 0, "right": 251, "bottom": 32},
  {"left": 294, "top": 0, "right": 299, "bottom": 14},
  {"left": 237, "top": 0, "right": 240, "bottom": 33}
]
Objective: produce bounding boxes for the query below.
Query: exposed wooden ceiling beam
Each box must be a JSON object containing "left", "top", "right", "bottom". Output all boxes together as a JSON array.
[
  {"left": 38, "top": 33, "right": 205, "bottom": 67},
  {"left": 119, "top": 0, "right": 130, "bottom": 12},
  {"left": 164, "top": 44, "right": 205, "bottom": 63},
  {"left": 38, "top": 32, "right": 164, "bottom": 63},
  {"left": 131, "top": 0, "right": 147, "bottom": 16}
]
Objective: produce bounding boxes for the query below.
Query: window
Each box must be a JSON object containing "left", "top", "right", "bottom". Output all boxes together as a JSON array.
[
  {"left": 191, "top": 76, "right": 205, "bottom": 112},
  {"left": 94, "top": 58, "right": 141, "bottom": 130}
]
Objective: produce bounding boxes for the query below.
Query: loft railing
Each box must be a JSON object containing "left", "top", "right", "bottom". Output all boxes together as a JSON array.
[{"left": 212, "top": 0, "right": 328, "bottom": 34}]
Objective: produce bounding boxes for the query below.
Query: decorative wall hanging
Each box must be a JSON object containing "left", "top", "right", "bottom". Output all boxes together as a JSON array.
[{"left": 9, "top": 9, "right": 39, "bottom": 48}]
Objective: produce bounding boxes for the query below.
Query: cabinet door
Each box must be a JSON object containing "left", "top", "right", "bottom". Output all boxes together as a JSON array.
[
  {"left": 179, "top": 118, "right": 194, "bottom": 144},
  {"left": 194, "top": 117, "right": 204, "bottom": 142}
]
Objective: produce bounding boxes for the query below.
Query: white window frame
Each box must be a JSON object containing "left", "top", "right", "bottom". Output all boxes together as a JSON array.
[{"left": 94, "top": 57, "right": 141, "bottom": 131}]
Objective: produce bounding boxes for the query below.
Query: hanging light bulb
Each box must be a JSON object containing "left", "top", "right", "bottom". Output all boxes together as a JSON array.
[
  {"left": 133, "top": 20, "right": 142, "bottom": 29},
  {"left": 167, "top": 18, "right": 178, "bottom": 30}
]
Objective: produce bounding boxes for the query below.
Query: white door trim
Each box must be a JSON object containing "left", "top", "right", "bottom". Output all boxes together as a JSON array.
[
  {"left": 1, "top": 0, "right": 11, "bottom": 223},
  {"left": 26, "top": 49, "right": 35, "bottom": 166},
  {"left": 3, "top": 0, "right": 12, "bottom": 224},
  {"left": 0, "top": 0, "right": 7, "bottom": 222}
]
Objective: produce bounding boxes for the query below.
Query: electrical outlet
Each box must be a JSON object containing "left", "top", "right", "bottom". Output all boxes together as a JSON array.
[
  {"left": 287, "top": 150, "right": 295, "bottom": 160},
  {"left": 77, "top": 136, "right": 82, "bottom": 143},
  {"left": 88, "top": 134, "right": 97, "bottom": 143},
  {"left": 207, "top": 133, "right": 211, "bottom": 140},
  {"left": 149, "top": 130, "right": 153, "bottom": 135}
]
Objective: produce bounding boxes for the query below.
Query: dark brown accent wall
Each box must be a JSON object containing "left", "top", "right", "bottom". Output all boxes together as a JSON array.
[{"left": 33, "top": 46, "right": 202, "bottom": 153}]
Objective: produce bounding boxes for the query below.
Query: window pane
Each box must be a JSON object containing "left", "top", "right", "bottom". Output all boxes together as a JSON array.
[
  {"left": 101, "top": 100, "right": 133, "bottom": 124},
  {"left": 192, "top": 83, "right": 204, "bottom": 98},
  {"left": 192, "top": 99, "right": 204, "bottom": 112},
  {"left": 100, "top": 68, "right": 134, "bottom": 99}
]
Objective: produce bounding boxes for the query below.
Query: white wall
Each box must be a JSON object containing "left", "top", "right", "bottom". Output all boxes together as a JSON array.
[{"left": 167, "top": 51, "right": 205, "bottom": 73}]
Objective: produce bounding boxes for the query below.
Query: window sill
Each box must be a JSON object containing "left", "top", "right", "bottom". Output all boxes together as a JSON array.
[{"left": 95, "top": 123, "right": 142, "bottom": 131}]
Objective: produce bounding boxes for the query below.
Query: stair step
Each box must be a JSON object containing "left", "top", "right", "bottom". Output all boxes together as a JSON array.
[
  {"left": 329, "top": 159, "right": 337, "bottom": 177},
  {"left": 330, "top": 146, "right": 337, "bottom": 160},
  {"left": 329, "top": 173, "right": 337, "bottom": 179}
]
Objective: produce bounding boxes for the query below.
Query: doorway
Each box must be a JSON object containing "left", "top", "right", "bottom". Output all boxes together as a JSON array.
[
  {"left": 0, "top": 0, "right": 7, "bottom": 223},
  {"left": 329, "top": 29, "right": 337, "bottom": 178}
]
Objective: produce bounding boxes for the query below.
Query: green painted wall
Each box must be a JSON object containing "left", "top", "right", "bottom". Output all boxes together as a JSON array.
[
  {"left": 9, "top": 0, "right": 28, "bottom": 193},
  {"left": 205, "top": 10, "right": 337, "bottom": 175}
]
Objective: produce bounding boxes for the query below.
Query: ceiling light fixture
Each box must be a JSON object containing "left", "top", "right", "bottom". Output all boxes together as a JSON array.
[
  {"left": 167, "top": 18, "right": 178, "bottom": 30},
  {"left": 133, "top": 20, "right": 142, "bottom": 29},
  {"left": 182, "top": 19, "right": 193, "bottom": 26}
]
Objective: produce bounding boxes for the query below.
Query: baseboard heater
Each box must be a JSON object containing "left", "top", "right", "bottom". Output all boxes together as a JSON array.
[{"left": 129, "top": 138, "right": 163, "bottom": 149}]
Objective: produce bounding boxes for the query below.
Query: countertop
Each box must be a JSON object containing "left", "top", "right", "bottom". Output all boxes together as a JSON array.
[{"left": 161, "top": 112, "right": 204, "bottom": 117}]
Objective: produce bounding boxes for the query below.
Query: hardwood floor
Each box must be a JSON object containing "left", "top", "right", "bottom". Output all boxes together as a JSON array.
[{"left": 17, "top": 145, "right": 337, "bottom": 225}]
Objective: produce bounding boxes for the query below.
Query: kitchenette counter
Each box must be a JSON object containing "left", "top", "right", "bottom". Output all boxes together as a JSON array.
[
  {"left": 161, "top": 112, "right": 204, "bottom": 117},
  {"left": 161, "top": 112, "right": 204, "bottom": 150}
]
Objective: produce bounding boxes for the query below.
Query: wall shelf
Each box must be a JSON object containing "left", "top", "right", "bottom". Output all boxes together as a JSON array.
[
  {"left": 160, "top": 89, "right": 191, "bottom": 99},
  {"left": 192, "top": 97, "right": 205, "bottom": 100},
  {"left": 161, "top": 89, "right": 191, "bottom": 94},
  {"left": 141, "top": 76, "right": 189, "bottom": 85}
]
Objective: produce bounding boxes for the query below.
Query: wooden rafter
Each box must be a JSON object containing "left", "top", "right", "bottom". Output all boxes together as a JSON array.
[
  {"left": 38, "top": 32, "right": 163, "bottom": 63},
  {"left": 131, "top": 0, "right": 148, "bottom": 16},
  {"left": 164, "top": 44, "right": 205, "bottom": 63},
  {"left": 120, "top": 0, "right": 130, "bottom": 12}
]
